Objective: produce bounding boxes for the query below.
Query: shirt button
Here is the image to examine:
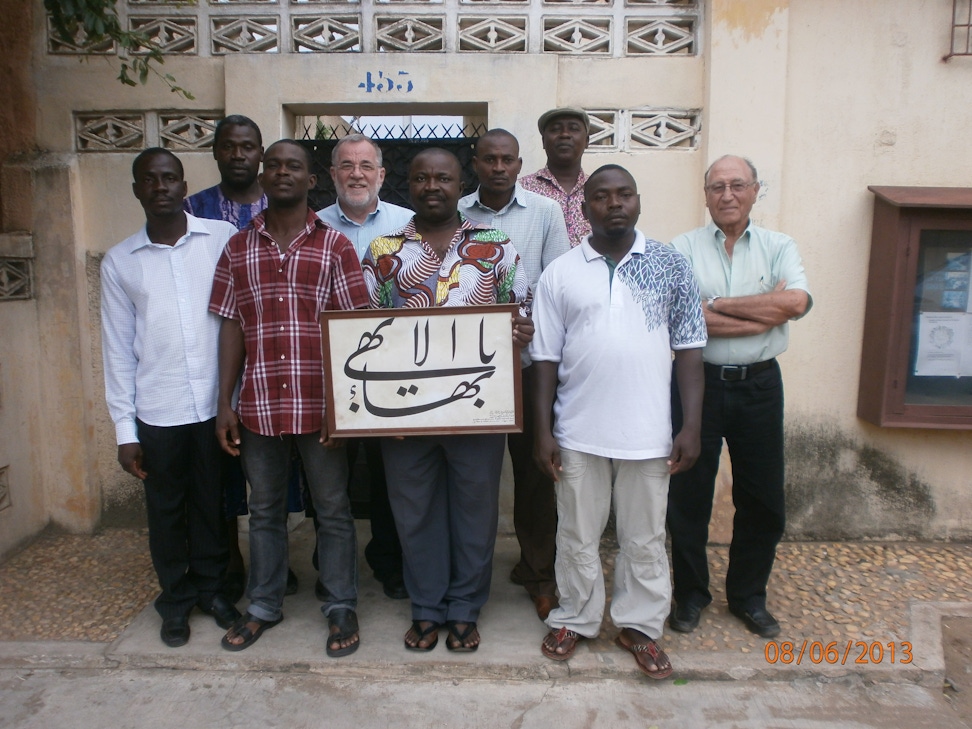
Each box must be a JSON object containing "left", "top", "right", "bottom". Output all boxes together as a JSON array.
[
  {"left": 282, "top": 383, "right": 288, "bottom": 389},
  {"left": 279, "top": 326, "right": 285, "bottom": 331},
  {"left": 280, "top": 355, "right": 286, "bottom": 360},
  {"left": 278, "top": 268, "right": 283, "bottom": 273},
  {"left": 278, "top": 297, "right": 284, "bottom": 302}
]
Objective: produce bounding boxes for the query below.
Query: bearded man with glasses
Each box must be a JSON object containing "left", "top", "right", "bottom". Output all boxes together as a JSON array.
[{"left": 666, "top": 155, "right": 813, "bottom": 639}]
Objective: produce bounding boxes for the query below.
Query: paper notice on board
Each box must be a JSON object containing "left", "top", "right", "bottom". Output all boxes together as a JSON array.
[{"left": 914, "top": 312, "right": 970, "bottom": 376}]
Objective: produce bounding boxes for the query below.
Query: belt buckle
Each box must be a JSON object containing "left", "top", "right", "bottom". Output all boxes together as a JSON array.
[{"left": 720, "top": 365, "right": 747, "bottom": 382}]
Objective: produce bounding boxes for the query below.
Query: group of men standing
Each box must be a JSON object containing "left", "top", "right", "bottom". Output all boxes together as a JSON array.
[{"left": 100, "top": 106, "right": 810, "bottom": 677}]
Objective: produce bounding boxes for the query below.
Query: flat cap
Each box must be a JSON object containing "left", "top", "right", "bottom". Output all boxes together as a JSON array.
[{"left": 537, "top": 107, "right": 590, "bottom": 133}]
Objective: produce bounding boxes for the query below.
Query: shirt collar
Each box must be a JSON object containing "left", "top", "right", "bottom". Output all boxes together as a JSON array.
[
  {"left": 579, "top": 229, "right": 646, "bottom": 264},
  {"left": 132, "top": 211, "right": 206, "bottom": 252},
  {"left": 252, "top": 208, "right": 324, "bottom": 243},
  {"left": 401, "top": 212, "right": 478, "bottom": 242},
  {"left": 464, "top": 183, "right": 528, "bottom": 215},
  {"left": 335, "top": 199, "right": 383, "bottom": 227},
  {"left": 709, "top": 219, "right": 754, "bottom": 243},
  {"left": 534, "top": 167, "right": 587, "bottom": 195}
]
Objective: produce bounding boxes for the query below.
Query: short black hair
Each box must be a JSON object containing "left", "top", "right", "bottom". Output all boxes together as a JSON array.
[
  {"left": 264, "top": 139, "right": 313, "bottom": 168},
  {"left": 410, "top": 147, "right": 461, "bottom": 172},
  {"left": 474, "top": 128, "right": 518, "bottom": 156},
  {"left": 132, "top": 147, "right": 183, "bottom": 181},
  {"left": 214, "top": 115, "right": 263, "bottom": 147},
  {"left": 584, "top": 164, "right": 636, "bottom": 196}
]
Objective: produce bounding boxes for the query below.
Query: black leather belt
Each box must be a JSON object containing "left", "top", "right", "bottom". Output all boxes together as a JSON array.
[{"left": 704, "top": 359, "right": 775, "bottom": 382}]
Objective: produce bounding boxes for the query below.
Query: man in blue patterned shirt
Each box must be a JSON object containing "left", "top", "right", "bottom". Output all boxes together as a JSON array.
[
  {"left": 531, "top": 164, "right": 706, "bottom": 679},
  {"left": 184, "top": 115, "right": 266, "bottom": 229}
]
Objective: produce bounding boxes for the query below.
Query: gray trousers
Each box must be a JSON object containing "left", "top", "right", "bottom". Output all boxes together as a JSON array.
[{"left": 381, "top": 433, "right": 505, "bottom": 624}]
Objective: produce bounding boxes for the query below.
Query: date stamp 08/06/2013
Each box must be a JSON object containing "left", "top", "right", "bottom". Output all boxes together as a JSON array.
[{"left": 764, "top": 640, "right": 914, "bottom": 665}]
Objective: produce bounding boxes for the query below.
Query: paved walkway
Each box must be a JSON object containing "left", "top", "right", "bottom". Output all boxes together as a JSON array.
[{"left": 1, "top": 522, "right": 970, "bottom": 728}]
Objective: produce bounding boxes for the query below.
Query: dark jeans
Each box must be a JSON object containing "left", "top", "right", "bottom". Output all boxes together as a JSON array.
[
  {"left": 667, "top": 360, "right": 786, "bottom": 612},
  {"left": 239, "top": 426, "right": 356, "bottom": 622},
  {"left": 136, "top": 417, "right": 227, "bottom": 620},
  {"left": 507, "top": 365, "right": 557, "bottom": 598},
  {"left": 382, "top": 433, "right": 505, "bottom": 624}
]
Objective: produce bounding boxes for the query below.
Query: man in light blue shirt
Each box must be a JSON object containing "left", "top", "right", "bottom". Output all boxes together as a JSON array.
[
  {"left": 667, "top": 155, "right": 812, "bottom": 640},
  {"left": 316, "top": 134, "right": 412, "bottom": 258},
  {"left": 315, "top": 134, "right": 412, "bottom": 601},
  {"left": 101, "top": 148, "right": 241, "bottom": 647},
  {"left": 459, "top": 128, "right": 570, "bottom": 621}
]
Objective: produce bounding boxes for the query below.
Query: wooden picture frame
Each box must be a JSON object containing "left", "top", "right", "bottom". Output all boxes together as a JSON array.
[{"left": 320, "top": 304, "right": 523, "bottom": 436}]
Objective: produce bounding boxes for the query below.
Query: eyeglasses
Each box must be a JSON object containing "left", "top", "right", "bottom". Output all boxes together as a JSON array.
[
  {"left": 337, "top": 162, "right": 378, "bottom": 173},
  {"left": 705, "top": 181, "right": 757, "bottom": 195}
]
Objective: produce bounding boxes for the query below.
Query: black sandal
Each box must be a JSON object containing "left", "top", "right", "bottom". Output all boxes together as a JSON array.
[
  {"left": 220, "top": 612, "right": 283, "bottom": 652},
  {"left": 326, "top": 608, "right": 360, "bottom": 658},
  {"left": 445, "top": 621, "right": 479, "bottom": 653},
  {"left": 404, "top": 620, "right": 440, "bottom": 652}
]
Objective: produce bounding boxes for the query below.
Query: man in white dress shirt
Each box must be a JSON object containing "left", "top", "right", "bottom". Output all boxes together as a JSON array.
[{"left": 101, "top": 148, "right": 241, "bottom": 647}]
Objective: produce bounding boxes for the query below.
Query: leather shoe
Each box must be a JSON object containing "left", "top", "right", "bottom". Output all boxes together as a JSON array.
[
  {"left": 533, "top": 594, "right": 558, "bottom": 621},
  {"left": 668, "top": 602, "right": 703, "bottom": 633},
  {"left": 199, "top": 594, "right": 242, "bottom": 630},
  {"left": 381, "top": 572, "right": 409, "bottom": 600},
  {"left": 729, "top": 605, "right": 781, "bottom": 638},
  {"left": 160, "top": 616, "right": 190, "bottom": 647}
]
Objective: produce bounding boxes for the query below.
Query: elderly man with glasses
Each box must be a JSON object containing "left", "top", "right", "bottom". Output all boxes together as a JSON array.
[{"left": 666, "top": 155, "right": 813, "bottom": 639}]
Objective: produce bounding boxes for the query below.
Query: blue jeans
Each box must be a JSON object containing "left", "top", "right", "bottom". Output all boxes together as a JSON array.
[{"left": 239, "top": 426, "right": 356, "bottom": 622}]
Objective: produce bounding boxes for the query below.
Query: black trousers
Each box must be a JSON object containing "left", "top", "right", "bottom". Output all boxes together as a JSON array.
[
  {"left": 350, "top": 437, "right": 403, "bottom": 580},
  {"left": 507, "top": 365, "right": 558, "bottom": 598},
  {"left": 137, "top": 417, "right": 228, "bottom": 619},
  {"left": 667, "top": 360, "right": 786, "bottom": 612}
]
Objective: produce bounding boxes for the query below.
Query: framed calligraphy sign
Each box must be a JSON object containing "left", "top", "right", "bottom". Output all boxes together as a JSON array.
[{"left": 320, "top": 304, "right": 523, "bottom": 437}]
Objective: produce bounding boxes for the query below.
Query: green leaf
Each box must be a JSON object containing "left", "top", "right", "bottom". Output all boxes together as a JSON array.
[{"left": 673, "top": 678, "right": 689, "bottom": 685}]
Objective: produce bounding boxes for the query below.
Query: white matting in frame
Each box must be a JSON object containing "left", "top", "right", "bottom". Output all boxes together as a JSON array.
[{"left": 321, "top": 304, "right": 523, "bottom": 437}]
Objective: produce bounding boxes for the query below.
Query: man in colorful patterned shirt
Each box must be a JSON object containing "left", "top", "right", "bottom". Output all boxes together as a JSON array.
[
  {"left": 362, "top": 148, "right": 530, "bottom": 653},
  {"left": 210, "top": 140, "right": 369, "bottom": 656},
  {"left": 531, "top": 165, "right": 706, "bottom": 679},
  {"left": 520, "top": 107, "right": 591, "bottom": 247}
]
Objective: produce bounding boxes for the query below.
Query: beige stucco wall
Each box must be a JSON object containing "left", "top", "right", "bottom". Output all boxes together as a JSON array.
[
  {"left": 7, "top": 0, "right": 970, "bottom": 549},
  {"left": 779, "top": 0, "right": 972, "bottom": 538}
]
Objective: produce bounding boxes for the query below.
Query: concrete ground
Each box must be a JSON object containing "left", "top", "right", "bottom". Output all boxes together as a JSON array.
[{"left": 1, "top": 521, "right": 971, "bottom": 728}]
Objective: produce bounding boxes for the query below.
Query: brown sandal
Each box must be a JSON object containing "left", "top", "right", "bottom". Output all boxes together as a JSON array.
[
  {"left": 541, "top": 626, "right": 582, "bottom": 661},
  {"left": 615, "top": 628, "right": 673, "bottom": 679}
]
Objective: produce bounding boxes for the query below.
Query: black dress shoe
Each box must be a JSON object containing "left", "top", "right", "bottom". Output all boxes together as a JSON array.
[
  {"left": 160, "top": 616, "right": 190, "bottom": 647},
  {"left": 381, "top": 572, "right": 408, "bottom": 600},
  {"left": 286, "top": 568, "right": 299, "bottom": 596},
  {"left": 668, "top": 602, "right": 703, "bottom": 633},
  {"left": 199, "top": 594, "right": 242, "bottom": 630},
  {"left": 729, "top": 605, "right": 781, "bottom": 638}
]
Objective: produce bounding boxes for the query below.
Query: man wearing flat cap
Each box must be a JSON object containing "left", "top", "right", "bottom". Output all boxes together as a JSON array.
[{"left": 521, "top": 107, "right": 591, "bottom": 248}]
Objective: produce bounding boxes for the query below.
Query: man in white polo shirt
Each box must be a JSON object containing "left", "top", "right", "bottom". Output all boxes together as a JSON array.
[{"left": 530, "top": 164, "right": 705, "bottom": 679}]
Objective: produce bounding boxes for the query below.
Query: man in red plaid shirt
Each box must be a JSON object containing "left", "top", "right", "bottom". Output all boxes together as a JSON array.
[{"left": 209, "top": 139, "right": 369, "bottom": 656}]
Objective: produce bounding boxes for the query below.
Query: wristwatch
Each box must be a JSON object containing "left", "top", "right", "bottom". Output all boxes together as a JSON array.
[{"left": 706, "top": 295, "right": 721, "bottom": 311}]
